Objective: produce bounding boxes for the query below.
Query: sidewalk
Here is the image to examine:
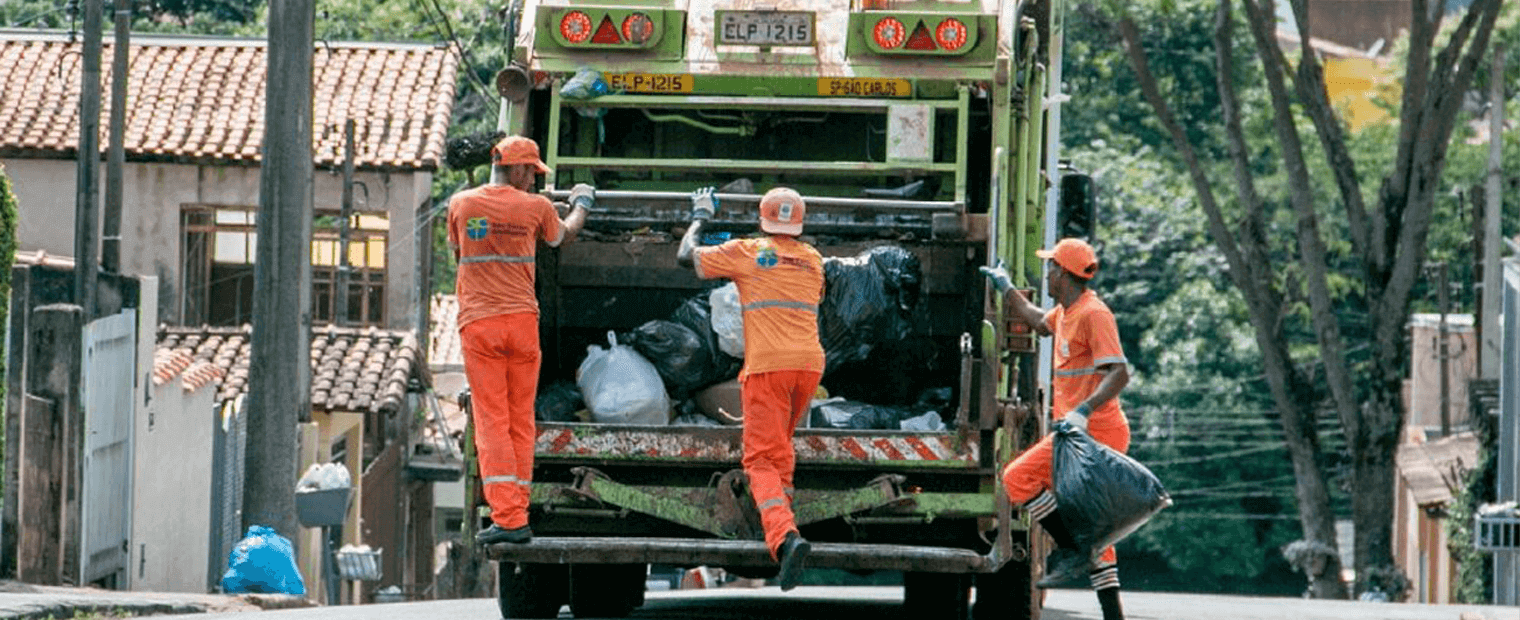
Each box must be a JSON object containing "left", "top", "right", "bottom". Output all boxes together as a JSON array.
[{"left": 0, "top": 581, "right": 309, "bottom": 619}]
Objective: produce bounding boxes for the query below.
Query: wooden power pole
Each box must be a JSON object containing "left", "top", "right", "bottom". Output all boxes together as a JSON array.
[
  {"left": 243, "top": 0, "right": 315, "bottom": 541},
  {"left": 74, "top": 0, "right": 102, "bottom": 317}
]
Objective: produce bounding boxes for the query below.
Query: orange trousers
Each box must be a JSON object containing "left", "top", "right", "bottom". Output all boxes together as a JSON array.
[
  {"left": 1002, "top": 412, "right": 1131, "bottom": 565},
  {"left": 740, "top": 370, "right": 822, "bottom": 559},
  {"left": 461, "top": 313, "right": 540, "bottom": 530}
]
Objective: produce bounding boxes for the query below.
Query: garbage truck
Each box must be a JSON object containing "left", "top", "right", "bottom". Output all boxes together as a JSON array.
[{"left": 464, "top": 1, "right": 1088, "bottom": 618}]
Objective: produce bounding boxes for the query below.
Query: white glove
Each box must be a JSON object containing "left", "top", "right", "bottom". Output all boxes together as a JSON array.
[
  {"left": 1063, "top": 402, "right": 1092, "bottom": 431},
  {"left": 569, "top": 183, "right": 596, "bottom": 211},
  {"left": 690, "top": 187, "right": 718, "bottom": 221},
  {"left": 979, "top": 260, "right": 1014, "bottom": 294}
]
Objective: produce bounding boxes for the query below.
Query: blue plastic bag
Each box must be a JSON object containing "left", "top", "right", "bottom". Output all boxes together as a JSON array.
[{"left": 221, "top": 525, "right": 307, "bottom": 595}]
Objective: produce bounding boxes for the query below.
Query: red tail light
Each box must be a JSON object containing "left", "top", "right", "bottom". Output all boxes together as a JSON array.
[
  {"left": 934, "top": 18, "right": 967, "bottom": 51},
  {"left": 560, "top": 11, "right": 592, "bottom": 44},
  {"left": 622, "top": 13, "right": 655, "bottom": 44},
  {"left": 872, "top": 17, "right": 906, "bottom": 49}
]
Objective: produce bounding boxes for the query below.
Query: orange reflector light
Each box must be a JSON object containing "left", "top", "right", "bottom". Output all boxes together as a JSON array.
[
  {"left": 591, "top": 15, "right": 622, "bottom": 44},
  {"left": 560, "top": 11, "right": 592, "bottom": 44},
  {"left": 935, "top": 18, "right": 967, "bottom": 51},
  {"left": 904, "top": 21, "right": 936, "bottom": 50},
  {"left": 622, "top": 12, "right": 655, "bottom": 44},
  {"left": 872, "top": 17, "right": 906, "bottom": 49}
]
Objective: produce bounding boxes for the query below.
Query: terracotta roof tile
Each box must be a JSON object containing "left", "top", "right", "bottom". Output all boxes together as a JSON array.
[
  {"left": 428, "top": 294, "right": 462, "bottom": 372},
  {"left": 0, "top": 32, "right": 458, "bottom": 171},
  {"left": 156, "top": 323, "right": 422, "bottom": 414}
]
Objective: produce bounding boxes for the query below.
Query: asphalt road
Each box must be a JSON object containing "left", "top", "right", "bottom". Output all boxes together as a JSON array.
[{"left": 160, "top": 586, "right": 1517, "bottom": 620}]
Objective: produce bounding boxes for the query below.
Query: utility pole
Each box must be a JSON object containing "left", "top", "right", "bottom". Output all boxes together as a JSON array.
[
  {"left": 243, "top": 0, "right": 315, "bottom": 542},
  {"left": 335, "top": 119, "right": 355, "bottom": 326},
  {"left": 1438, "top": 262, "right": 1450, "bottom": 437},
  {"left": 74, "top": 0, "right": 102, "bottom": 317},
  {"left": 1479, "top": 46, "right": 1504, "bottom": 379},
  {"left": 102, "top": 0, "right": 128, "bottom": 275}
]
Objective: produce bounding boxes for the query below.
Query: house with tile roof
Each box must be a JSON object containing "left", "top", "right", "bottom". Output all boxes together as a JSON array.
[
  {"left": 0, "top": 29, "right": 458, "bottom": 331},
  {"left": 0, "top": 31, "right": 458, "bottom": 600}
]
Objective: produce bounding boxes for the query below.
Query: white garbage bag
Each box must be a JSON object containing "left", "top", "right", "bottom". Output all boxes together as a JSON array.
[
  {"left": 710, "top": 282, "right": 745, "bottom": 358},
  {"left": 577, "top": 331, "right": 671, "bottom": 425}
]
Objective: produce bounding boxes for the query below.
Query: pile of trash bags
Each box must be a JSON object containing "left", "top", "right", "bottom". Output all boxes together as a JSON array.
[{"left": 538, "top": 245, "right": 932, "bottom": 430}]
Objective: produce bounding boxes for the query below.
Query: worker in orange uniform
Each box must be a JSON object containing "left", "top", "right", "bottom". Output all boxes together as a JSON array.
[
  {"left": 676, "top": 186, "right": 824, "bottom": 591},
  {"left": 448, "top": 135, "right": 592, "bottom": 546},
  {"left": 981, "top": 237, "right": 1131, "bottom": 620}
]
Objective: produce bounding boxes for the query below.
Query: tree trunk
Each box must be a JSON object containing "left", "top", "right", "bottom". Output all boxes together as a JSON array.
[{"left": 1115, "top": 6, "right": 1349, "bottom": 597}]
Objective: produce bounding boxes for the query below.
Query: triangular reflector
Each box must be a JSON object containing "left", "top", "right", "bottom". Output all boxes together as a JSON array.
[
  {"left": 905, "top": 22, "right": 937, "bottom": 50},
  {"left": 592, "top": 16, "right": 622, "bottom": 44}
]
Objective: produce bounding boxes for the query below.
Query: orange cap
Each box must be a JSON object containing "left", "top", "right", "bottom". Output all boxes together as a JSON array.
[
  {"left": 491, "top": 136, "right": 551, "bottom": 173},
  {"left": 758, "top": 187, "right": 805, "bottom": 236},
  {"left": 1036, "top": 237, "right": 1098, "bottom": 278}
]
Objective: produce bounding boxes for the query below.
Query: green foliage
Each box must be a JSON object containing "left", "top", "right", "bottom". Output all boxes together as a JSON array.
[{"left": 0, "top": 165, "right": 16, "bottom": 433}]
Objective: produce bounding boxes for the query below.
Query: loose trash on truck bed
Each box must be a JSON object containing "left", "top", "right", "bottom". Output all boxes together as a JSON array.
[
  {"left": 1051, "top": 420, "right": 1172, "bottom": 556},
  {"left": 535, "top": 381, "right": 585, "bottom": 422}
]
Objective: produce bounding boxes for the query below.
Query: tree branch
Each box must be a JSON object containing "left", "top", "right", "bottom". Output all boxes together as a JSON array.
[
  {"left": 1283, "top": 0, "right": 1370, "bottom": 262},
  {"left": 1377, "top": 0, "right": 1503, "bottom": 347},
  {"left": 1240, "top": 0, "right": 1362, "bottom": 442}
]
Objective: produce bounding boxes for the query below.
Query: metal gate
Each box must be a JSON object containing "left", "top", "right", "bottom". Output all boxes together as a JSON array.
[{"left": 80, "top": 310, "right": 137, "bottom": 586}]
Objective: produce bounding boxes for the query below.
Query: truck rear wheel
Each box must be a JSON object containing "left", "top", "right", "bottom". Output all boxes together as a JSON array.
[
  {"left": 498, "top": 562, "right": 568, "bottom": 619},
  {"left": 568, "top": 563, "right": 646, "bottom": 618},
  {"left": 973, "top": 559, "right": 1037, "bottom": 620},
  {"left": 904, "top": 571, "right": 971, "bottom": 620}
]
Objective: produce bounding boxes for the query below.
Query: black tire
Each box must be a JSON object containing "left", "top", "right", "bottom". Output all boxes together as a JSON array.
[
  {"left": 568, "top": 563, "right": 646, "bottom": 619},
  {"left": 498, "top": 562, "right": 568, "bottom": 619},
  {"left": 904, "top": 571, "right": 971, "bottom": 620},
  {"left": 973, "top": 558, "right": 1037, "bottom": 620}
]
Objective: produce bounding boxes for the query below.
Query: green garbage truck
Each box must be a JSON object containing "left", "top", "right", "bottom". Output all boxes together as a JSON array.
[{"left": 463, "top": 1, "right": 1089, "bottom": 618}]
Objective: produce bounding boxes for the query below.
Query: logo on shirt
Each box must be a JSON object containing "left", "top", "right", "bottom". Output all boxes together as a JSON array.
[
  {"left": 755, "top": 245, "right": 779, "bottom": 268},
  {"left": 466, "top": 217, "right": 489, "bottom": 240}
]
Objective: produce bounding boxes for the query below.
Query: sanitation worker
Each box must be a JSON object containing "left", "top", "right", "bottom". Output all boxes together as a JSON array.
[
  {"left": 448, "top": 135, "right": 592, "bottom": 546},
  {"left": 676, "top": 186, "right": 823, "bottom": 591},
  {"left": 981, "top": 237, "right": 1132, "bottom": 620}
]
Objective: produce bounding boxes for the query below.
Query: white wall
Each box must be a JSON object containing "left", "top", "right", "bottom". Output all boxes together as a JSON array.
[
  {"left": 132, "top": 376, "right": 217, "bottom": 592},
  {"left": 2, "top": 157, "right": 428, "bottom": 329}
]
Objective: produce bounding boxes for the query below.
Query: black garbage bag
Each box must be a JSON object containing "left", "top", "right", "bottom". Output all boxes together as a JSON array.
[
  {"left": 819, "top": 246, "right": 922, "bottom": 374},
  {"left": 535, "top": 381, "right": 584, "bottom": 422},
  {"left": 622, "top": 319, "right": 727, "bottom": 400},
  {"left": 671, "top": 293, "right": 745, "bottom": 383},
  {"left": 1051, "top": 421, "right": 1171, "bottom": 556}
]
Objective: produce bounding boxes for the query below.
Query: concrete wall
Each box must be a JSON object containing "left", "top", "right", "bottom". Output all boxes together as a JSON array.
[
  {"left": 3, "top": 157, "right": 430, "bottom": 330},
  {"left": 1407, "top": 313, "right": 1477, "bottom": 434}
]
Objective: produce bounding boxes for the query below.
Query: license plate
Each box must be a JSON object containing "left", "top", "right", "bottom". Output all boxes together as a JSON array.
[
  {"left": 817, "top": 77, "right": 912, "bottom": 97},
  {"left": 603, "top": 73, "right": 693, "bottom": 94},
  {"left": 716, "top": 10, "right": 815, "bottom": 46}
]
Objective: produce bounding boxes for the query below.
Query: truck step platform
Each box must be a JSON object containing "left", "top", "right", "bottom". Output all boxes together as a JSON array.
[{"left": 485, "top": 536, "right": 995, "bottom": 573}]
